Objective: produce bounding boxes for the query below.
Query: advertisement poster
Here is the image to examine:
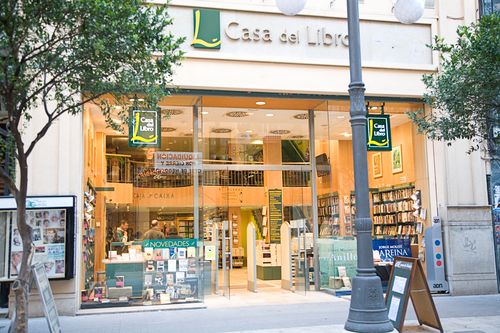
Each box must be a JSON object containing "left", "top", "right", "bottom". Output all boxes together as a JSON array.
[
  {"left": 268, "top": 189, "right": 283, "bottom": 244},
  {"left": 317, "top": 238, "right": 357, "bottom": 288},
  {"left": 10, "top": 209, "right": 67, "bottom": 279},
  {"left": 372, "top": 238, "right": 412, "bottom": 263}
]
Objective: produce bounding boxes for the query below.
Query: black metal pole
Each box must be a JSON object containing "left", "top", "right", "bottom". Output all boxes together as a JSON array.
[{"left": 344, "top": 0, "right": 394, "bottom": 332}]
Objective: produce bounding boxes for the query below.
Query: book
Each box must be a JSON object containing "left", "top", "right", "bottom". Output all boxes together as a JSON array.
[
  {"left": 337, "top": 266, "right": 347, "bottom": 278},
  {"left": 167, "top": 259, "right": 177, "bottom": 272},
  {"left": 144, "top": 247, "right": 154, "bottom": 260},
  {"left": 154, "top": 249, "right": 163, "bottom": 260},
  {"left": 115, "top": 276, "right": 124, "bottom": 288},
  {"left": 160, "top": 293, "right": 170, "bottom": 304},
  {"left": 166, "top": 273, "right": 174, "bottom": 285},
  {"left": 162, "top": 248, "right": 170, "bottom": 259},
  {"left": 155, "top": 272, "right": 164, "bottom": 286},
  {"left": 178, "top": 247, "right": 187, "bottom": 259},
  {"left": 178, "top": 259, "right": 188, "bottom": 272},
  {"left": 144, "top": 274, "right": 152, "bottom": 286},
  {"left": 146, "top": 260, "right": 155, "bottom": 272},
  {"left": 156, "top": 260, "right": 165, "bottom": 272},
  {"left": 176, "top": 271, "right": 185, "bottom": 283},
  {"left": 94, "top": 287, "right": 103, "bottom": 299},
  {"left": 187, "top": 247, "right": 196, "bottom": 258},
  {"left": 169, "top": 248, "right": 177, "bottom": 259}
]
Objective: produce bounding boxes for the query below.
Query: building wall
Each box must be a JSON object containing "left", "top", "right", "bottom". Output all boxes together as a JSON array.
[{"left": 14, "top": 0, "right": 495, "bottom": 317}]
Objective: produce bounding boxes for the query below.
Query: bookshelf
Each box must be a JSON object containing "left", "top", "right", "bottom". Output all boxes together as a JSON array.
[
  {"left": 177, "top": 218, "right": 194, "bottom": 238},
  {"left": 317, "top": 192, "right": 340, "bottom": 237},
  {"left": 371, "top": 183, "right": 418, "bottom": 241}
]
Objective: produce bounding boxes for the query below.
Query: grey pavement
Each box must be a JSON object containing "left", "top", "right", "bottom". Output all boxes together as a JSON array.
[{"left": 2, "top": 292, "right": 500, "bottom": 332}]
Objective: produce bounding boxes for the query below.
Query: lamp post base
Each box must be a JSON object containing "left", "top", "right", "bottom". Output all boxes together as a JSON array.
[{"left": 344, "top": 274, "right": 394, "bottom": 333}]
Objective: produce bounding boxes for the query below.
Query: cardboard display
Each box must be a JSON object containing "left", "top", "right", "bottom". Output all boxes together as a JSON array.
[{"left": 385, "top": 256, "right": 443, "bottom": 333}]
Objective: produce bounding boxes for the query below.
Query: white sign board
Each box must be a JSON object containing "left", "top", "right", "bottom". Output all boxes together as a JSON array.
[{"left": 32, "top": 263, "right": 61, "bottom": 333}]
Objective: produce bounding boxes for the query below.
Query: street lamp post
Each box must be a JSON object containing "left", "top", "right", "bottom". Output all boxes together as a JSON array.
[{"left": 275, "top": 1, "right": 424, "bottom": 332}]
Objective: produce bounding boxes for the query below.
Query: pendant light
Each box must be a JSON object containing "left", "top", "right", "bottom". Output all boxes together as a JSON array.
[
  {"left": 393, "top": 0, "right": 425, "bottom": 24},
  {"left": 275, "top": 0, "right": 306, "bottom": 16}
]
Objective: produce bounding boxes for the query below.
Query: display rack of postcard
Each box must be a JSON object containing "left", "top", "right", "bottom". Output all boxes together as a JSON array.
[
  {"left": 82, "top": 181, "right": 96, "bottom": 296},
  {"left": 371, "top": 183, "right": 419, "bottom": 242},
  {"left": 142, "top": 241, "right": 199, "bottom": 305}
]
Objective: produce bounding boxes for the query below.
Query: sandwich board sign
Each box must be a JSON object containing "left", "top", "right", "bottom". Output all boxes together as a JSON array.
[
  {"left": 385, "top": 257, "right": 443, "bottom": 333},
  {"left": 32, "top": 263, "right": 62, "bottom": 333}
]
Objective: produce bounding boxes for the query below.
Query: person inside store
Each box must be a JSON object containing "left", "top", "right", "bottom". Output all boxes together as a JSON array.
[
  {"left": 143, "top": 219, "right": 165, "bottom": 240},
  {"left": 164, "top": 224, "right": 178, "bottom": 239},
  {"left": 115, "top": 219, "right": 129, "bottom": 243}
]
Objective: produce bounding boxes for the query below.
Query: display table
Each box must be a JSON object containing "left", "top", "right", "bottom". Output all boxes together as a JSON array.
[
  {"left": 103, "top": 259, "right": 144, "bottom": 297},
  {"left": 257, "top": 265, "right": 281, "bottom": 280}
]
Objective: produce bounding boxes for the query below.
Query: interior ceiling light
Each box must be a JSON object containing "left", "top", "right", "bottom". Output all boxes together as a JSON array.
[
  {"left": 256, "top": 101, "right": 266, "bottom": 106},
  {"left": 293, "top": 113, "right": 309, "bottom": 120},
  {"left": 161, "top": 108, "right": 183, "bottom": 116},
  {"left": 290, "top": 135, "right": 305, "bottom": 139},
  {"left": 342, "top": 132, "right": 352, "bottom": 137},
  {"left": 226, "top": 111, "right": 250, "bottom": 118},
  {"left": 212, "top": 128, "right": 232, "bottom": 133},
  {"left": 201, "top": 111, "right": 209, "bottom": 115},
  {"left": 246, "top": 130, "right": 253, "bottom": 133},
  {"left": 161, "top": 127, "right": 176, "bottom": 132},
  {"left": 252, "top": 140, "right": 264, "bottom": 145},
  {"left": 266, "top": 113, "right": 274, "bottom": 117},
  {"left": 337, "top": 115, "right": 346, "bottom": 119},
  {"left": 270, "top": 129, "right": 291, "bottom": 135}
]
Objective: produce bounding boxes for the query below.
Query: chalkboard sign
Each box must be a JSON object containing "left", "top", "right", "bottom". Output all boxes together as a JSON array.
[
  {"left": 386, "top": 257, "right": 443, "bottom": 333},
  {"left": 32, "top": 263, "right": 61, "bottom": 333}
]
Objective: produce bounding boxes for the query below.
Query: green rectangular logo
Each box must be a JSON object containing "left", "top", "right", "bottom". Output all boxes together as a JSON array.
[
  {"left": 367, "top": 115, "right": 392, "bottom": 151},
  {"left": 128, "top": 110, "right": 161, "bottom": 148},
  {"left": 192, "top": 8, "right": 221, "bottom": 49}
]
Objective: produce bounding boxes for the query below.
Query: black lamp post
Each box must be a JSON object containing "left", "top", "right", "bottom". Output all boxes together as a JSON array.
[{"left": 275, "top": 0, "right": 425, "bottom": 332}]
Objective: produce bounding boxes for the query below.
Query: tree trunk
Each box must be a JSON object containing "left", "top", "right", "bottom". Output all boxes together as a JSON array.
[{"left": 9, "top": 139, "right": 31, "bottom": 333}]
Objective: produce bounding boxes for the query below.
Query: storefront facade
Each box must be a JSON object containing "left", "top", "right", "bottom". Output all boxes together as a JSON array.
[{"left": 2, "top": 0, "right": 497, "bottom": 316}]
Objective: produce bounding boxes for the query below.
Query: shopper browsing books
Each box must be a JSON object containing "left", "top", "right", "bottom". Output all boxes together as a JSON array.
[
  {"left": 143, "top": 220, "right": 165, "bottom": 240},
  {"left": 115, "top": 220, "right": 129, "bottom": 243}
]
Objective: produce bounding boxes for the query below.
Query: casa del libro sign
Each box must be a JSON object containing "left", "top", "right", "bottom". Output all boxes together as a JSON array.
[{"left": 191, "top": 8, "right": 349, "bottom": 49}]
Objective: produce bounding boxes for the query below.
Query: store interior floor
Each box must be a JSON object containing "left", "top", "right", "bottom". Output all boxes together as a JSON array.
[{"left": 218, "top": 267, "right": 282, "bottom": 295}]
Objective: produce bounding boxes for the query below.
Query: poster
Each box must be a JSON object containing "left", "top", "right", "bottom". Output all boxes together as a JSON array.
[
  {"left": 372, "top": 238, "right": 412, "bottom": 263},
  {"left": 11, "top": 209, "right": 67, "bottom": 279},
  {"left": 268, "top": 189, "right": 283, "bottom": 244}
]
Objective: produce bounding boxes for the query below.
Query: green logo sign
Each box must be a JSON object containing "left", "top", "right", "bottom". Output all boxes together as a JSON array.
[
  {"left": 367, "top": 115, "right": 391, "bottom": 151},
  {"left": 192, "top": 9, "right": 221, "bottom": 49},
  {"left": 128, "top": 110, "right": 161, "bottom": 148}
]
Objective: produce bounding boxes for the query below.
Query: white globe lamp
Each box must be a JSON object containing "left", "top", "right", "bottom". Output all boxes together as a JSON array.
[
  {"left": 393, "top": 0, "right": 425, "bottom": 24},
  {"left": 275, "top": 0, "right": 307, "bottom": 16}
]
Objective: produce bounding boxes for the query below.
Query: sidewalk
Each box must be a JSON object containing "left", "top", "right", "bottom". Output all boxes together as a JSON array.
[{"left": 2, "top": 292, "right": 500, "bottom": 333}]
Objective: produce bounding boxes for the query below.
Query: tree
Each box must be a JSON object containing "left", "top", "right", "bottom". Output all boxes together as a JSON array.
[
  {"left": 0, "top": 1, "right": 184, "bottom": 331},
  {"left": 409, "top": 14, "right": 500, "bottom": 157}
]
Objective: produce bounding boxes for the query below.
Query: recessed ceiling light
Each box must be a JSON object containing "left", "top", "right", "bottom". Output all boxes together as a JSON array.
[
  {"left": 252, "top": 140, "right": 263, "bottom": 145},
  {"left": 246, "top": 130, "right": 253, "bottom": 133},
  {"left": 266, "top": 113, "right": 274, "bottom": 117},
  {"left": 371, "top": 106, "right": 378, "bottom": 110},
  {"left": 342, "top": 132, "right": 352, "bottom": 137},
  {"left": 201, "top": 111, "right": 209, "bottom": 115},
  {"left": 256, "top": 101, "right": 266, "bottom": 106},
  {"left": 337, "top": 115, "right": 346, "bottom": 119}
]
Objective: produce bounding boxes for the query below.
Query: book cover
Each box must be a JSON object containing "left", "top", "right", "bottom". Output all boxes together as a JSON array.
[
  {"left": 115, "top": 276, "right": 124, "bottom": 288},
  {"left": 154, "top": 249, "right": 163, "bottom": 260},
  {"left": 155, "top": 272, "right": 163, "bottom": 286},
  {"left": 156, "top": 260, "right": 165, "bottom": 272},
  {"left": 169, "top": 248, "right": 177, "bottom": 259},
  {"left": 167, "top": 259, "right": 177, "bottom": 272},
  {"left": 187, "top": 247, "right": 196, "bottom": 258},
  {"left": 178, "top": 247, "right": 187, "bottom": 259},
  {"left": 162, "top": 248, "right": 170, "bottom": 259},
  {"left": 144, "top": 274, "right": 152, "bottom": 286},
  {"left": 176, "top": 271, "right": 185, "bottom": 283},
  {"left": 166, "top": 273, "right": 174, "bottom": 285},
  {"left": 94, "top": 287, "right": 103, "bottom": 299},
  {"left": 144, "top": 247, "right": 154, "bottom": 260},
  {"left": 178, "top": 259, "right": 188, "bottom": 272},
  {"left": 187, "top": 259, "right": 197, "bottom": 274},
  {"left": 146, "top": 260, "right": 155, "bottom": 272}
]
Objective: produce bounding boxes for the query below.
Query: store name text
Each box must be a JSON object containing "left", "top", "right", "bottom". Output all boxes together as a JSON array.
[{"left": 224, "top": 22, "right": 349, "bottom": 47}]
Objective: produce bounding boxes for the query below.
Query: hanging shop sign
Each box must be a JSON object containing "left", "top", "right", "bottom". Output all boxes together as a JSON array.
[
  {"left": 128, "top": 110, "right": 161, "bottom": 148},
  {"left": 367, "top": 114, "right": 392, "bottom": 151}
]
